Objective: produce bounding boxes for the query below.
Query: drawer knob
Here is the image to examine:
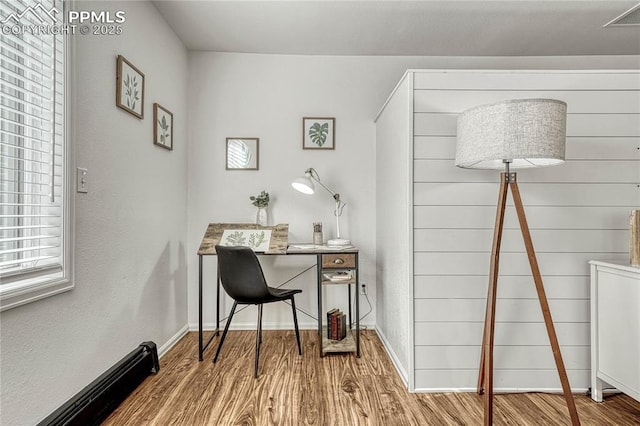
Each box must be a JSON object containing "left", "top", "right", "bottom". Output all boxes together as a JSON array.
[{"left": 333, "top": 258, "right": 344, "bottom": 264}]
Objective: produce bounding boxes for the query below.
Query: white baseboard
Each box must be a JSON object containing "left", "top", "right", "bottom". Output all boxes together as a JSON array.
[
  {"left": 413, "top": 387, "right": 475, "bottom": 393},
  {"left": 375, "top": 325, "right": 409, "bottom": 388},
  {"left": 412, "top": 387, "right": 591, "bottom": 394},
  {"left": 158, "top": 324, "right": 189, "bottom": 359}
]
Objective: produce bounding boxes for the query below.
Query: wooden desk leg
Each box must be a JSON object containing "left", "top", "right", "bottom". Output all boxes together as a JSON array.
[
  {"left": 317, "top": 254, "right": 324, "bottom": 357},
  {"left": 199, "top": 255, "right": 203, "bottom": 361}
]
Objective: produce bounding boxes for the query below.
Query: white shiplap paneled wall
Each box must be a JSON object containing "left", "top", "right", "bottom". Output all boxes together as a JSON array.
[
  {"left": 379, "top": 70, "right": 640, "bottom": 392},
  {"left": 375, "top": 75, "right": 414, "bottom": 387}
]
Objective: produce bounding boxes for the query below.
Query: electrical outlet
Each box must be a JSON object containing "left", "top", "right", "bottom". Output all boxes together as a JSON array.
[{"left": 360, "top": 283, "right": 367, "bottom": 295}]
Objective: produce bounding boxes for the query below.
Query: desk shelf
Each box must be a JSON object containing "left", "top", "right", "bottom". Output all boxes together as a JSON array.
[
  {"left": 322, "top": 279, "right": 356, "bottom": 286},
  {"left": 318, "top": 252, "right": 360, "bottom": 357},
  {"left": 322, "top": 327, "right": 356, "bottom": 353},
  {"left": 322, "top": 281, "right": 356, "bottom": 286}
]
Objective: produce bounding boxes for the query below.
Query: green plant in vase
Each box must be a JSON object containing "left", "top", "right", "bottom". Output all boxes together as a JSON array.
[
  {"left": 250, "top": 190, "right": 269, "bottom": 208},
  {"left": 250, "top": 190, "right": 270, "bottom": 226}
]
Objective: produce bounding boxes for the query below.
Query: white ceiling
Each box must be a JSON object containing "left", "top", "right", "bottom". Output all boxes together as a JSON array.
[{"left": 153, "top": 1, "right": 640, "bottom": 56}]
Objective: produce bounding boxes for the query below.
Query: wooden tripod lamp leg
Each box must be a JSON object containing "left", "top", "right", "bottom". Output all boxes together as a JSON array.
[
  {"left": 478, "top": 173, "right": 509, "bottom": 425},
  {"left": 509, "top": 178, "right": 581, "bottom": 426}
]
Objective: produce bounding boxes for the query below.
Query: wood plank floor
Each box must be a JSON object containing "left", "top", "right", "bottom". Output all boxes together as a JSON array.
[{"left": 103, "top": 330, "right": 640, "bottom": 425}]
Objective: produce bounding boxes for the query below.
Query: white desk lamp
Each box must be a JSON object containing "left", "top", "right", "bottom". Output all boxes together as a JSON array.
[
  {"left": 291, "top": 168, "right": 350, "bottom": 246},
  {"left": 456, "top": 98, "right": 580, "bottom": 426}
]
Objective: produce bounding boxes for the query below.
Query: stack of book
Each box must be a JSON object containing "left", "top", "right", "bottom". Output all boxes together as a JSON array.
[{"left": 326, "top": 308, "right": 347, "bottom": 341}]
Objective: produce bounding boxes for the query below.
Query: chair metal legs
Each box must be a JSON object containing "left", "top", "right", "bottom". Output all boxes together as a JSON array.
[
  {"left": 291, "top": 296, "right": 302, "bottom": 355},
  {"left": 255, "top": 304, "right": 263, "bottom": 378},
  {"left": 214, "top": 301, "right": 237, "bottom": 363},
  {"left": 214, "top": 297, "right": 302, "bottom": 378}
]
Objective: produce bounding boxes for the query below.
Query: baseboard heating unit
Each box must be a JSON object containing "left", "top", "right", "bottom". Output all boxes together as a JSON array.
[{"left": 38, "top": 341, "right": 160, "bottom": 426}]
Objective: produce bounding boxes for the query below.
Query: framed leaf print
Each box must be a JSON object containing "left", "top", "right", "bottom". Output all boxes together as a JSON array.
[
  {"left": 303, "top": 117, "right": 335, "bottom": 150},
  {"left": 153, "top": 103, "right": 173, "bottom": 150},
  {"left": 116, "top": 55, "right": 145, "bottom": 118}
]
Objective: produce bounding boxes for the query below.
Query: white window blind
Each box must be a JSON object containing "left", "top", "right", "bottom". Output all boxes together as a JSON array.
[{"left": 0, "top": 0, "right": 70, "bottom": 309}]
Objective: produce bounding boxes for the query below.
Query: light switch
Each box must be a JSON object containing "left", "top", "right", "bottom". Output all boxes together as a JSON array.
[{"left": 76, "top": 167, "right": 88, "bottom": 193}]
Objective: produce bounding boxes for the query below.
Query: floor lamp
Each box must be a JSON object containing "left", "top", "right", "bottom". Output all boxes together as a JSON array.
[{"left": 455, "top": 99, "right": 580, "bottom": 426}]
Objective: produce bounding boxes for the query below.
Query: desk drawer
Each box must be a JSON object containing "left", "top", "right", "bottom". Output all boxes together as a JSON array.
[{"left": 322, "top": 253, "right": 356, "bottom": 269}]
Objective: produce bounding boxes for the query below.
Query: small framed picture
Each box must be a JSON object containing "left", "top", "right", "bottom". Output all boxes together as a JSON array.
[
  {"left": 303, "top": 117, "right": 335, "bottom": 150},
  {"left": 226, "top": 138, "right": 259, "bottom": 170},
  {"left": 153, "top": 103, "right": 173, "bottom": 150},
  {"left": 116, "top": 55, "right": 145, "bottom": 119}
]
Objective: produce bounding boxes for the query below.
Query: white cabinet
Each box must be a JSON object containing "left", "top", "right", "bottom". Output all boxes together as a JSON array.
[{"left": 590, "top": 260, "right": 640, "bottom": 403}]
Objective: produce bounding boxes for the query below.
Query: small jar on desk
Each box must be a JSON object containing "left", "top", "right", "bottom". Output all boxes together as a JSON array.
[{"left": 313, "top": 222, "right": 323, "bottom": 245}]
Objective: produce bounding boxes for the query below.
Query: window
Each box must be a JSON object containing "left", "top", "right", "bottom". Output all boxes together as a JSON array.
[{"left": 0, "top": 0, "right": 72, "bottom": 310}]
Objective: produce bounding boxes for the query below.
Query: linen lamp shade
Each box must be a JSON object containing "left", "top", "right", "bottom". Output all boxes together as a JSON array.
[{"left": 455, "top": 98, "right": 567, "bottom": 170}]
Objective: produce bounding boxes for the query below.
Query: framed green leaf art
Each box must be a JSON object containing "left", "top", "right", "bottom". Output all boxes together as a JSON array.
[
  {"left": 153, "top": 103, "right": 173, "bottom": 151},
  {"left": 303, "top": 117, "right": 335, "bottom": 150},
  {"left": 116, "top": 55, "right": 145, "bottom": 119}
]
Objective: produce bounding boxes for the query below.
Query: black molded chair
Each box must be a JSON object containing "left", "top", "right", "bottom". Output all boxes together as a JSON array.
[{"left": 213, "top": 245, "right": 302, "bottom": 378}]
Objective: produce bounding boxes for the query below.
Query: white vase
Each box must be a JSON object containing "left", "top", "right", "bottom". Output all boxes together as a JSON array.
[{"left": 256, "top": 207, "right": 268, "bottom": 226}]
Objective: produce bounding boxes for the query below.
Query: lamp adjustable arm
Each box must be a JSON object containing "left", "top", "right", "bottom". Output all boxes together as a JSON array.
[
  {"left": 295, "top": 167, "right": 350, "bottom": 245},
  {"left": 305, "top": 168, "right": 348, "bottom": 241},
  {"left": 305, "top": 168, "right": 345, "bottom": 212}
]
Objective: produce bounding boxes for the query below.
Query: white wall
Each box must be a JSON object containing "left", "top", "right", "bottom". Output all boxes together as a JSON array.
[
  {"left": 375, "top": 75, "right": 413, "bottom": 386},
  {"left": 187, "top": 53, "right": 388, "bottom": 331},
  {"left": 0, "top": 2, "right": 188, "bottom": 424}
]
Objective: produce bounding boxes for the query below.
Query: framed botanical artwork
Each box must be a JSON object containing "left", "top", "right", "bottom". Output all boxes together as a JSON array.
[
  {"left": 226, "top": 137, "right": 259, "bottom": 170},
  {"left": 153, "top": 103, "right": 173, "bottom": 150},
  {"left": 116, "top": 55, "right": 145, "bottom": 118},
  {"left": 303, "top": 117, "right": 335, "bottom": 150}
]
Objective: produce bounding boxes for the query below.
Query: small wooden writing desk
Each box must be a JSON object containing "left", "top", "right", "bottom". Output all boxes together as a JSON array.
[{"left": 197, "top": 223, "right": 360, "bottom": 361}]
